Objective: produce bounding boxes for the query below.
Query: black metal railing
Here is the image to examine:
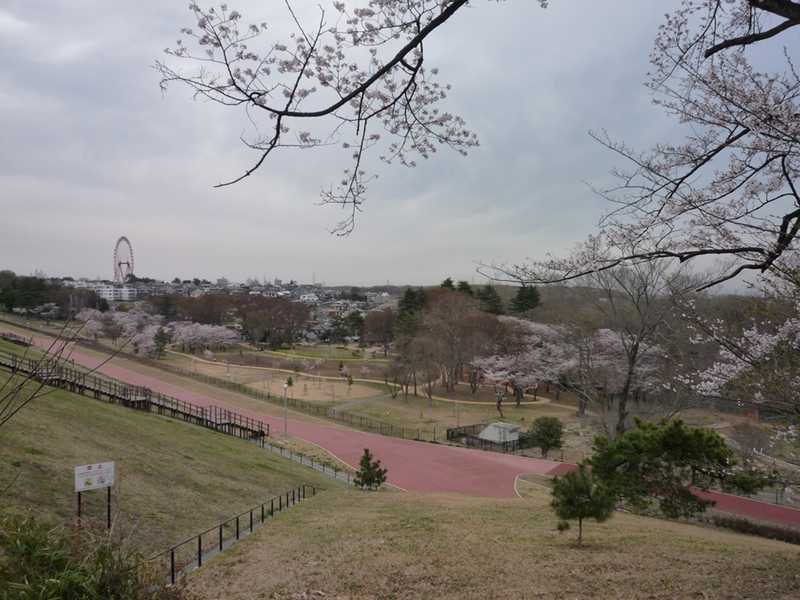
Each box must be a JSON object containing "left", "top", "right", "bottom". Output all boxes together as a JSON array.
[
  {"left": 148, "top": 484, "right": 317, "bottom": 584},
  {"left": 446, "top": 423, "right": 534, "bottom": 454}
]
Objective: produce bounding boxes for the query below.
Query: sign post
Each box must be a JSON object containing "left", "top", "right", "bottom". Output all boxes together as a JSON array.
[{"left": 74, "top": 462, "right": 115, "bottom": 529}]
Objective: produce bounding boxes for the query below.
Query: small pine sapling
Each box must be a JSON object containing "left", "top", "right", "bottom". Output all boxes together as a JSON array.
[
  {"left": 353, "top": 448, "right": 388, "bottom": 491},
  {"left": 551, "top": 465, "right": 615, "bottom": 545}
]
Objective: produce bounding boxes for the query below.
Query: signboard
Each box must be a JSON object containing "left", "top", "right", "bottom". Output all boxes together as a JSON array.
[{"left": 74, "top": 462, "right": 115, "bottom": 492}]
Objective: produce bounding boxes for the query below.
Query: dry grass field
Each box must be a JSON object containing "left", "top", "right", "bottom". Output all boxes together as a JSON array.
[
  {"left": 187, "top": 485, "right": 800, "bottom": 600},
  {"left": 0, "top": 374, "right": 335, "bottom": 554}
]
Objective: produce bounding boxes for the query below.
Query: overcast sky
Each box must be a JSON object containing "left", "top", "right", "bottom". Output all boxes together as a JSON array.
[{"left": 0, "top": 0, "right": 682, "bottom": 286}]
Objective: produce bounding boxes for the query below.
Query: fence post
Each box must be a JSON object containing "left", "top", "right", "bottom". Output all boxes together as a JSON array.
[
  {"left": 279, "top": 495, "right": 282, "bottom": 511},
  {"left": 219, "top": 524, "right": 223, "bottom": 552},
  {"left": 261, "top": 503, "right": 265, "bottom": 523},
  {"left": 170, "top": 549, "right": 176, "bottom": 585},
  {"left": 197, "top": 534, "right": 203, "bottom": 568},
  {"left": 236, "top": 516, "right": 240, "bottom": 540},
  {"left": 250, "top": 510, "right": 253, "bottom": 533},
  {"left": 270, "top": 498, "right": 274, "bottom": 517}
]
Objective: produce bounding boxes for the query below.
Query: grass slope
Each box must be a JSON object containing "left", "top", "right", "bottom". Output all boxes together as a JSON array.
[
  {"left": 0, "top": 374, "right": 335, "bottom": 554},
  {"left": 187, "top": 484, "right": 800, "bottom": 600}
]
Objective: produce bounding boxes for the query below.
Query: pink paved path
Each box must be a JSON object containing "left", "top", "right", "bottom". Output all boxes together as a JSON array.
[
  {"left": 38, "top": 341, "right": 800, "bottom": 525},
  {"left": 54, "top": 344, "right": 562, "bottom": 497}
]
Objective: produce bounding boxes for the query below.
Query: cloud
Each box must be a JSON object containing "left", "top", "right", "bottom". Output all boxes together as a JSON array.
[
  {"left": 0, "top": 9, "right": 28, "bottom": 34},
  {"left": 1, "top": 0, "right": 694, "bottom": 285}
]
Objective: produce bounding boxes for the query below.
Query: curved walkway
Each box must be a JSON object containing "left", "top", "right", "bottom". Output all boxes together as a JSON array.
[
  {"left": 26, "top": 336, "right": 800, "bottom": 526},
  {"left": 48, "top": 343, "right": 563, "bottom": 497}
]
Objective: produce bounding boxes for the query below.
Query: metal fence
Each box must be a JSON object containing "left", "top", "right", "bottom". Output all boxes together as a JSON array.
[
  {"left": 446, "top": 423, "right": 535, "bottom": 454},
  {"left": 147, "top": 484, "right": 317, "bottom": 584},
  {"left": 144, "top": 359, "right": 441, "bottom": 442},
  {"left": 262, "top": 442, "right": 355, "bottom": 485}
]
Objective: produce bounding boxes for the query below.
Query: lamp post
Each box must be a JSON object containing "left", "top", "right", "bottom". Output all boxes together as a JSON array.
[{"left": 283, "top": 383, "right": 289, "bottom": 438}]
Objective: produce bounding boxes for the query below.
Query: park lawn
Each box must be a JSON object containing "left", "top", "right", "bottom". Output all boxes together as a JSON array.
[
  {"left": 212, "top": 346, "right": 390, "bottom": 378},
  {"left": 266, "top": 345, "right": 386, "bottom": 362},
  {"left": 187, "top": 485, "right": 800, "bottom": 600},
  {"left": 0, "top": 374, "right": 335, "bottom": 555}
]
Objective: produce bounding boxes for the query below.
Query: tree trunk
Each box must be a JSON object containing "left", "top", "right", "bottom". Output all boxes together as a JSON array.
[
  {"left": 577, "top": 395, "right": 588, "bottom": 417},
  {"left": 578, "top": 517, "right": 583, "bottom": 545},
  {"left": 616, "top": 345, "right": 639, "bottom": 438}
]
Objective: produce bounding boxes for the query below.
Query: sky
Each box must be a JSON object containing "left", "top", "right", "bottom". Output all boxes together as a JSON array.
[{"left": 0, "top": 0, "right": 682, "bottom": 286}]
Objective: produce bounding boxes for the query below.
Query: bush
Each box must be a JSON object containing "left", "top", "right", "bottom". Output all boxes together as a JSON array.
[
  {"left": 528, "top": 416, "right": 563, "bottom": 458},
  {"left": 0, "top": 513, "right": 185, "bottom": 599},
  {"left": 353, "top": 448, "right": 387, "bottom": 491},
  {"left": 705, "top": 514, "right": 800, "bottom": 545}
]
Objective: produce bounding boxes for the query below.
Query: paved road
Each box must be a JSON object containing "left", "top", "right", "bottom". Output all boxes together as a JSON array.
[{"left": 31, "top": 338, "right": 800, "bottom": 525}]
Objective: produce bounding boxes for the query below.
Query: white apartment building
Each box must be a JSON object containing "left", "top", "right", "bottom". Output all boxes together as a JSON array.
[{"left": 94, "top": 284, "right": 138, "bottom": 302}]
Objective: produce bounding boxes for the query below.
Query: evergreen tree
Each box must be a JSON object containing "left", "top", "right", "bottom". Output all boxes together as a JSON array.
[
  {"left": 528, "top": 416, "right": 564, "bottom": 458},
  {"left": 353, "top": 448, "right": 388, "bottom": 490},
  {"left": 456, "top": 280, "right": 473, "bottom": 296},
  {"left": 511, "top": 286, "right": 540, "bottom": 314},
  {"left": 345, "top": 311, "right": 365, "bottom": 338},
  {"left": 440, "top": 277, "right": 455, "bottom": 290},
  {"left": 476, "top": 285, "right": 504, "bottom": 315},
  {"left": 153, "top": 327, "right": 170, "bottom": 359},
  {"left": 590, "top": 420, "right": 769, "bottom": 518},
  {"left": 397, "top": 288, "right": 426, "bottom": 335},
  {"left": 551, "top": 466, "right": 615, "bottom": 545}
]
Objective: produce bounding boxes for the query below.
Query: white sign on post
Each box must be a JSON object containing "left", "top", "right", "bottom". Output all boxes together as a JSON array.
[{"left": 74, "top": 462, "right": 115, "bottom": 492}]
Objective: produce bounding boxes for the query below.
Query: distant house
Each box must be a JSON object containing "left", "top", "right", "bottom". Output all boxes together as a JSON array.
[
  {"left": 300, "top": 293, "right": 320, "bottom": 304},
  {"left": 478, "top": 422, "right": 520, "bottom": 444}
]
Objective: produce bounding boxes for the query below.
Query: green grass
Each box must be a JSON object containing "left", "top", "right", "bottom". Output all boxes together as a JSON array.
[
  {"left": 0, "top": 337, "right": 36, "bottom": 356},
  {"left": 186, "top": 487, "right": 800, "bottom": 599},
  {"left": 0, "top": 373, "right": 336, "bottom": 554}
]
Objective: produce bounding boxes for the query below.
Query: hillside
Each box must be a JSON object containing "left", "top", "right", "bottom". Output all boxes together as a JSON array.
[
  {"left": 186, "top": 482, "right": 800, "bottom": 600},
  {"left": 0, "top": 373, "right": 335, "bottom": 554}
]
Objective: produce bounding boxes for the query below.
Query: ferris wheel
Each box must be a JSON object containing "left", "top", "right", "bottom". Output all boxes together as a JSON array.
[{"left": 113, "top": 236, "right": 135, "bottom": 283}]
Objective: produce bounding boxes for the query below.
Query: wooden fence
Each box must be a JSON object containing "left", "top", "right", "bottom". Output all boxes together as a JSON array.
[{"left": 0, "top": 350, "right": 268, "bottom": 442}]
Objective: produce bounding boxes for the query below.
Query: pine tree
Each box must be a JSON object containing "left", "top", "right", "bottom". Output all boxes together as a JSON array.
[
  {"left": 440, "top": 277, "right": 455, "bottom": 290},
  {"left": 397, "top": 288, "right": 426, "bottom": 335},
  {"left": 456, "top": 280, "right": 473, "bottom": 296},
  {"left": 528, "top": 416, "right": 564, "bottom": 458},
  {"left": 551, "top": 466, "right": 615, "bottom": 545},
  {"left": 511, "top": 286, "right": 540, "bottom": 314},
  {"left": 476, "top": 285, "right": 504, "bottom": 315},
  {"left": 353, "top": 448, "right": 388, "bottom": 490},
  {"left": 153, "top": 327, "right": 170, "bottom": 359}
]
